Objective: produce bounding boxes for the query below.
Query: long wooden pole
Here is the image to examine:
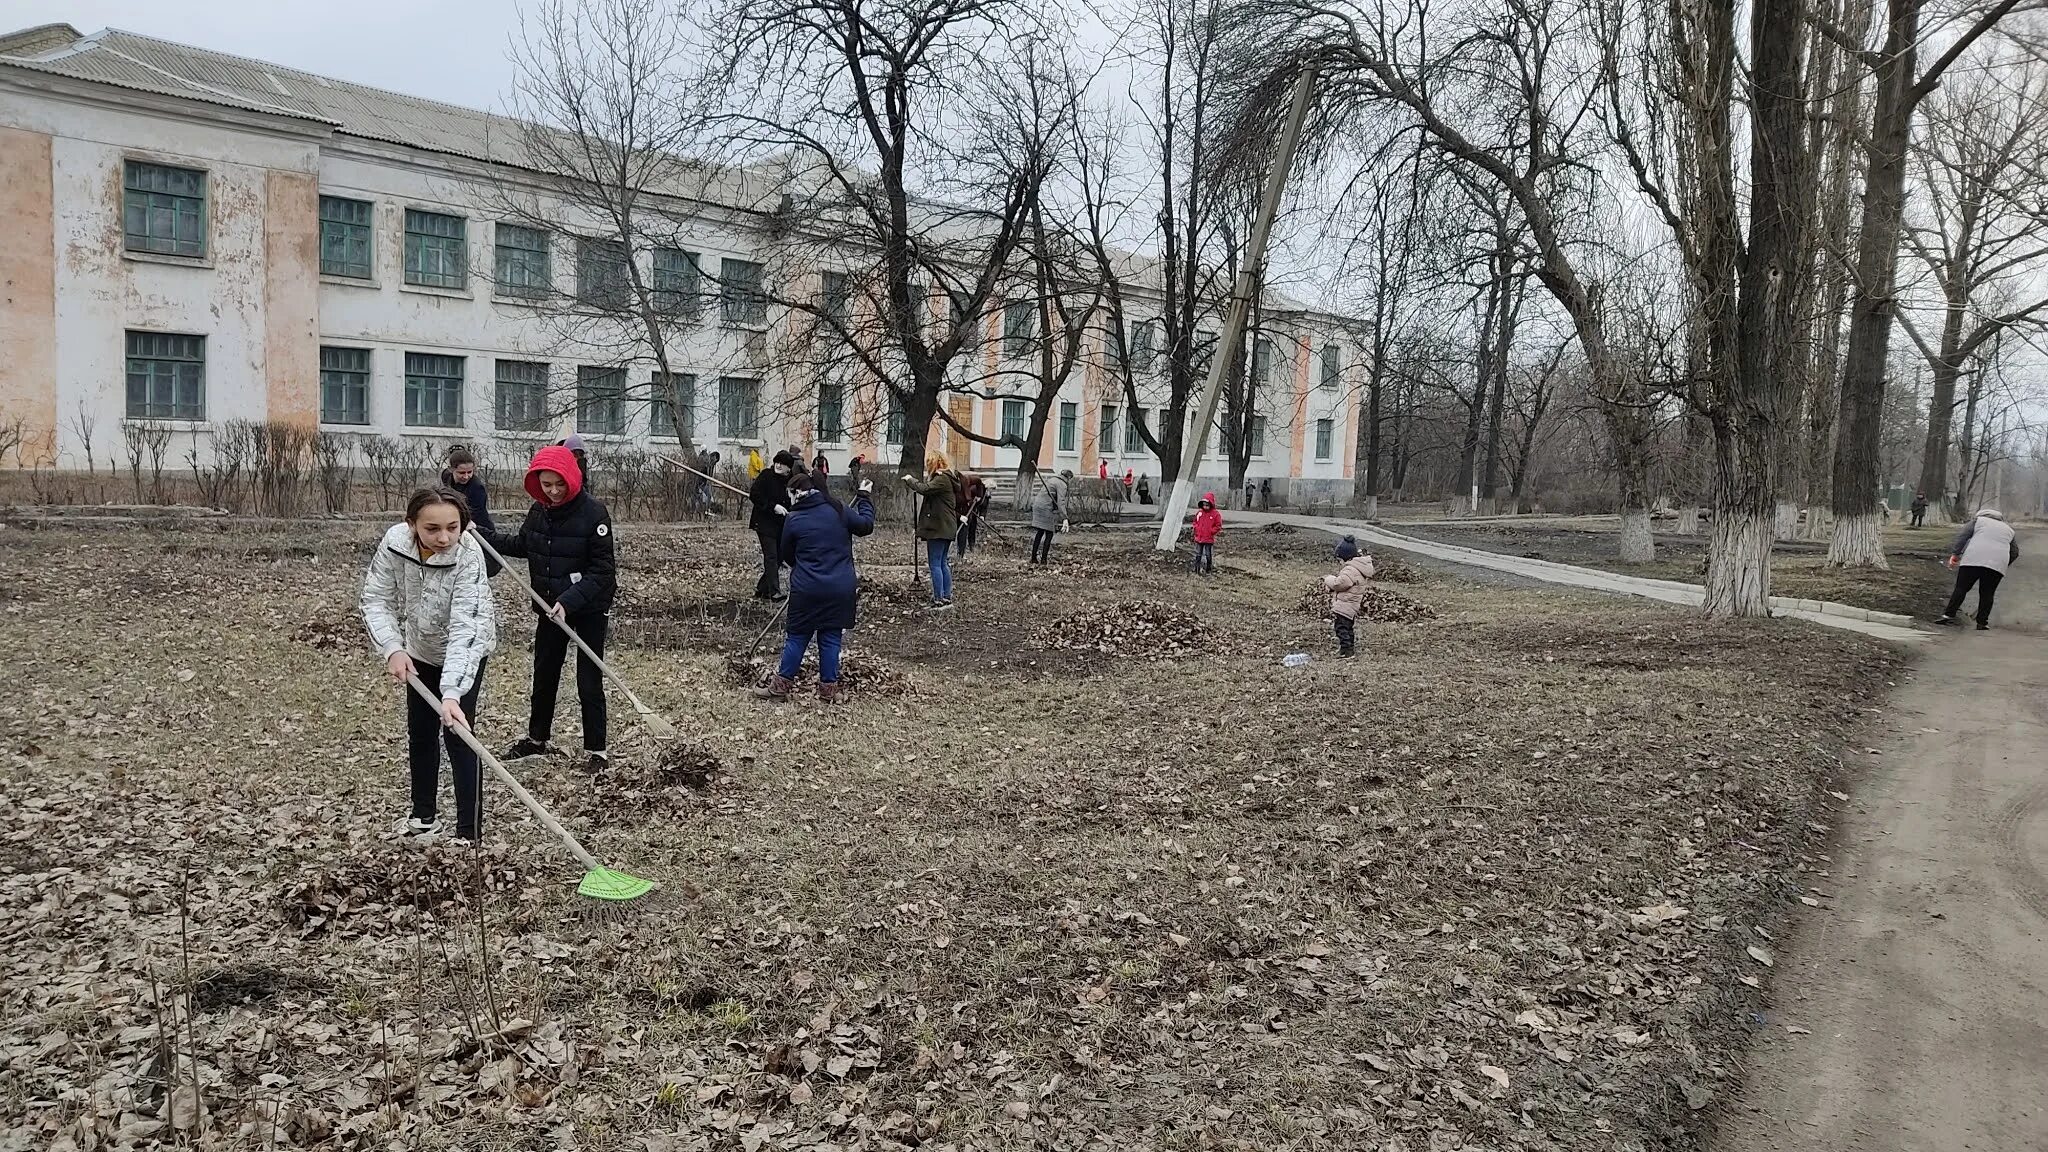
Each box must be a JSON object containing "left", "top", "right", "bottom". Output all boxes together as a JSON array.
[
  {"left": 1156, "top": 66, "right": 1318, "bottom": 551},
  {"left": 659, "top": 453, "right": 749, "bottom": 497}
]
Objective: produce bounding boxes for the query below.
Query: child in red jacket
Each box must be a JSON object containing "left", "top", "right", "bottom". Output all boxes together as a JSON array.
[{"left": 1190, "top": 492, "right": 1223, "bottom": 574}]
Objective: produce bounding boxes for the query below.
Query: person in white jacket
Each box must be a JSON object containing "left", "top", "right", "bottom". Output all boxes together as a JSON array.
[
  {"left": 1936, "top": 507, "right": 2020, "bottom": 630},
  {"left": 360, "top": 487, "right": 499, "bottom": 841}
]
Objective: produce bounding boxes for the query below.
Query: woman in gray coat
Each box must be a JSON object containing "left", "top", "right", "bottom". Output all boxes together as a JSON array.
[{"left": 1028, "top": 469, "right": 1071, "bottom": 565}]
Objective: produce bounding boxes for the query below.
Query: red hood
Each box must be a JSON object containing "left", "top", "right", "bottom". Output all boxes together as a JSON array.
[
  {"left": 524, "top": 445, "right": 584, "bottom": 505},
  {"left": 1200, "top": 491, "right": 1217, "bottom": 507}
]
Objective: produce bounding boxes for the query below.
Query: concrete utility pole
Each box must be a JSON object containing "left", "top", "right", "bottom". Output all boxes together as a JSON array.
[{"left": 1155, "top": 66, "right": 1318, "bottom": 551}]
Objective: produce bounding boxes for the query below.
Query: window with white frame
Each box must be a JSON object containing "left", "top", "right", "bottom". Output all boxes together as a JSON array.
[
  {"left": 1057, "top": 402, "right": 1078, "bottom": 452},
  {"left": 652, "top": 248, "right": 700, "bottom": 318},
  {"left": 318, "top": 196, "right": 372, "bottom": 278},
  {"left": 1003, "top": 300, "right": 1037, "bottom": 358},
  {"left": 1315, "top": 418, "right": 1334, "bottom": 460},
  {"left": 1098, "top": 404, "right": 1120, "bottom": 455},
  {"left": 1319, "top": 343, "right": 1342, "bottom": 390},
  {"left": 1124, "top": 407, "right": 1148, "bottom": 454},
  {"left": 1249, "top": 415, "right": 1268, "bottom": 458},
  {"left": 576, "top": 237, "right": 631, "bottom": 309},
  {"left": 1001, "top": 398, "right": 1027, "bottom": 442}
]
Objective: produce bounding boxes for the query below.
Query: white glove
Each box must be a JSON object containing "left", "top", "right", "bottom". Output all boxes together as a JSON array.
[
  {"left": 858, "top": 479, "right": 873, "bottom": 494},
  {"left": 1059, "top": 519, "right": 1069, "bottom": 533},
  {"left": 774, "top": 504, "right": 788, "bottom": 516},
  {"left": 900, "top": 474, "right": 915, "bottom": 483}
]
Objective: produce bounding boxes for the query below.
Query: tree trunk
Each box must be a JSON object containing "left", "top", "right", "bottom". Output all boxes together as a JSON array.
[
  {"left": 1606, "top": 396, "right": 1658, "bottom": 564},
  {"left": 894, "top": 370, "right": 943, "bottom": 476},
  {"left": 1915, "top": 304, "right": 1967, "bottom": 521},
  {"left": 1825, "top": 0, "right": 1920, "bottom": 569}
]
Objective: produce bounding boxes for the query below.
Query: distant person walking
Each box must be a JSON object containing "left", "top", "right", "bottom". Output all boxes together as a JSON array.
[
  {"left": 748, "top": 451, "right": 795, "bottom": 601},
  {"left": 1911, "top": 491, "right": 1928, "bottom": 528},
  {"left": 904, "top": 454, "right": 962, "bottom": 608},
  {"left": 1936, "top": 508, "right": 2019, "bottom": 630},
  {"left": 1136, "top": 474, "right": 1152, "bottom": 506},
  {"left": 1029, "top": 469, "right": 1069, "bottom": 566},
  {"left": 440, "top": 445, "right": 500, "bottom": 577},
  {"left": 1259, "top": 477, "right": 1272, "bottom": 511},
  {"left": 1243, "top": 478, "right": 1256, "bottom": 510}
]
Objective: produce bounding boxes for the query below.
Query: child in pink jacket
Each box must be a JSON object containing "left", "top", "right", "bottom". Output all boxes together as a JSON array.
[
  {"left": 1190, "top": 492, "right": 1223, "bottom": 574},
  {"left": 1322, "top": 535, "right": 1375, "bottom": 657}
]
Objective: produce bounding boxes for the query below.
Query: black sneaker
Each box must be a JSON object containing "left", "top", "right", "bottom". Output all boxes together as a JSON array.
[
  {"left": 1934, "top": 615, "right": 1961, "bottom": 627},
  {"left": 1976, "top": 622, "right": 1990, "bottom": 631},
  {"left": 584, "top": 750, "right": 611, "bottom": 771},
  {"left": 503, "top": 737, "right": 554, "bottom": 760}
]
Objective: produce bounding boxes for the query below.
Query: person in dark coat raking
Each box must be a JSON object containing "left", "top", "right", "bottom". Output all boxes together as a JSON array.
[
  {"left": 754, "top": 472, "right": 876, "bottom": 702},
  {"left": 490, "top": 445, "right": 618, "bottom": 768},
  {"left": 748, "top": 451, "right": 795, "bottom": 600},
  {"left": 440, "top": 445, "right": 500, "bottom": 576}
]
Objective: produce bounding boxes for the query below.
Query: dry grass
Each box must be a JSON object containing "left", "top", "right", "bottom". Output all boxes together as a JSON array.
[{"left": 0, "top": 516, "right": 1903, "bottom": 1150}]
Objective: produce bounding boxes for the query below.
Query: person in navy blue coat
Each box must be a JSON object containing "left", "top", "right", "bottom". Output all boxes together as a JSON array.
[{"left": 753, "top": 471, "right": 876, "bottom": 703}]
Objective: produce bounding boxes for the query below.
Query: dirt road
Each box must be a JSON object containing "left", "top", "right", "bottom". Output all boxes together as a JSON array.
[{"left": 1714, "top": 563, "right": 2048, "bottom": 1151}]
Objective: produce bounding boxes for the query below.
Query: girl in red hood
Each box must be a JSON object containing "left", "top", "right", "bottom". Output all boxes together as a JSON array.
[
  {"left": 487, "top": 445, "right": 619, "bottom": 768},
  {"left": 1190, "top": 492, "right": 1222, "bottom": 575}
]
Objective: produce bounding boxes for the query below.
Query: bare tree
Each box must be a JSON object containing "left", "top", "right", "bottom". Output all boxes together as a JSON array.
[
  {"left": 1899, "top": 56, "right": 2048, "bottom": 521},
  {"left": 703, "top": 0, "right": 1049, "bottom": 474},
  {"left": 492, "top": 0, "right": 711, "bottom": 455},
  {"left": 1822, "top": 0, "right": 2030, "bottom": 567},
  {"left": 1217, "top": 0, "right": 1664, "bottom": 560}
]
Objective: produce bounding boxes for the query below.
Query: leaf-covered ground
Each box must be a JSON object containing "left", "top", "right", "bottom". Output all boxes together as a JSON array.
[{"left": 1, "top": 516, "right": 1902, "bottom": 1151}]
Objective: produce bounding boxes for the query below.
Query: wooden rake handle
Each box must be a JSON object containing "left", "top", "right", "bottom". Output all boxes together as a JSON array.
[{"left": 402, "top": 672, "right": 599, "bottom": 872}]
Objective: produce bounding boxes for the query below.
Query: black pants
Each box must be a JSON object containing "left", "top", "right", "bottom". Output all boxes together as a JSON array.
[
  {"left": 409, "top": 659, "right": 485, "bottom": 837},
  {"left": 1333, "top": 615, "right": 1356, "bottom": 656},
  {"left": 1944, "top": 566, "right": 2003, "bottom": 625},
  {"left": 755, "top": 527, "right": 782, "bottom": 597},
  {"left": 1030, "top": 527, "right": 1055, "bottom": 564},
  {"left": 1911, "top": 508, "right": 1925, "bottom": 527},
  {"left": 529, "top": 613, "right": 609, "bottom": 752},
  {"left": 957, "top": 516, "right": 980, "bottom": 557}
]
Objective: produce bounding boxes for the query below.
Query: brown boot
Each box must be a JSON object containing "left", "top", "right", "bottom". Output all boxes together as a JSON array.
[
  {"left": 751, "top": 674, "right": 793, "bottom": 701},
  {"left": 817, "top": 681, "right": 841, "bottom": 704}
]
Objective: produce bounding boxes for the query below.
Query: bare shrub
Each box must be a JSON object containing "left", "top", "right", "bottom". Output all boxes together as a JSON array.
[{"left": 312, "top": 432, "right": 358, "bottom": 515}]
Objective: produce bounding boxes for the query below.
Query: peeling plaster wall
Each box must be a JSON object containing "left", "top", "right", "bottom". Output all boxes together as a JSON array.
[{"left": 0, "top": 126, "right": 57, "bottom": 465}]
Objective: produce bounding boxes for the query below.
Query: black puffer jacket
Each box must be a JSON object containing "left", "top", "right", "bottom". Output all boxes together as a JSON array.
[
  {"left": 749, "top": 461, "right": 791, "bottom": 533},
  {"left": 490, "top": 445, "right": 616, "bottom": 619}
]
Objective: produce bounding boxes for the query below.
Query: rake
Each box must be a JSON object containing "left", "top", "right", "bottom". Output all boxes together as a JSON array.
[
  {"left": 467, "top": 528, "right": 677, "bottom": 740},
  {"left": 404, "top": 674, "right": 656, "bottom": 904}
]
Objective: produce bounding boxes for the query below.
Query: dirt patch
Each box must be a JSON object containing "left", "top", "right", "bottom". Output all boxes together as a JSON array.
[
  {"left": 1031, "top": 599, "right": 1215, "bottom": 659},
  {"left": 723, "top": 648, "right": 919, "bottom": 697},
  {"left": 192, "top": 963, "right": 332, "bottom": 1011},
  {"left": 291, "top": 604, "right": 358, "bottom": 650}
]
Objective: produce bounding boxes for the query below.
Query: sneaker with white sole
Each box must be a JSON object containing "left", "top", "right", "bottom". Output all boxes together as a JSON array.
[
  {"left": 584, "top": 750, "right": 611, "bottom": 771},
  {"left": 503, "top": 736, "right": 555, "bottom": 760},
  {"left": 402, "top": 817, "right": 441, "bottom": 839}
]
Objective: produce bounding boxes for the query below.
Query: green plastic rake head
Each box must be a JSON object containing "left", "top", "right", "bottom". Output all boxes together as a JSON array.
[{"left": 578, "top": 866, "right": 658, "bottom": 902}]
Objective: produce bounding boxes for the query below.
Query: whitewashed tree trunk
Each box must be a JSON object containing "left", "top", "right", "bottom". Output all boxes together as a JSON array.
[
  {"left": 1704, "top": 505, "right": 1774, "bottom": 616},
  {"left": 1363, "top": 494, "right": 1379, "bottom": 519},
  {"left": 1676, "top": 507, "right": 1699, "bottom": 535},
  {"left": 1618, "top": 506, "right": 1656, "bottom": 563},
  {"left": 1825, "top": 509, "right": 1890, "bottom": 569},
  {"left": 1773, "top": 500, "right": 1800, "bottom": 539}
]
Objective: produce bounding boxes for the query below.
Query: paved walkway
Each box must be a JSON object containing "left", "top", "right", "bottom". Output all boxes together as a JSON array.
[
  {"left": 1710, "top": 570, "right": 2048, "bottom": 1151},
  {"left": 1221, "top": 512, "right": 1925, "bottom": 644}
]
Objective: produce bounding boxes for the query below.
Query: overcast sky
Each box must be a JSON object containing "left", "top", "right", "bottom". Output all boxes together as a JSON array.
[{"left": 10, "top": 0, "right": 529, "bottom": 112}]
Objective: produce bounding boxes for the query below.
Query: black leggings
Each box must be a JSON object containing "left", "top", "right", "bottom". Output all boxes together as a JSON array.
[
  {"left": 529, "top": 613, "right": 609, "bottom": 752},
  {"left": 1030, "top": 527, "right": 1055, "bottom": 564},
  {"left": 1944, "top": 566, "right": 2003, "bottom": 625},
  {"left": 1333, "top": 615, "right": 1356, "bottom": 655},
  {"left": 755, "top": 527, "right": 782, "bottom": 597},
  {"left": 409, "top": 659, "right": 485, "bottom": 837}
]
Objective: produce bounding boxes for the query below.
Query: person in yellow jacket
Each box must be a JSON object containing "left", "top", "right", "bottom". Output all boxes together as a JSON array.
[{"left": 746, "top": 447, "right": 765, "bottom": 480}]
